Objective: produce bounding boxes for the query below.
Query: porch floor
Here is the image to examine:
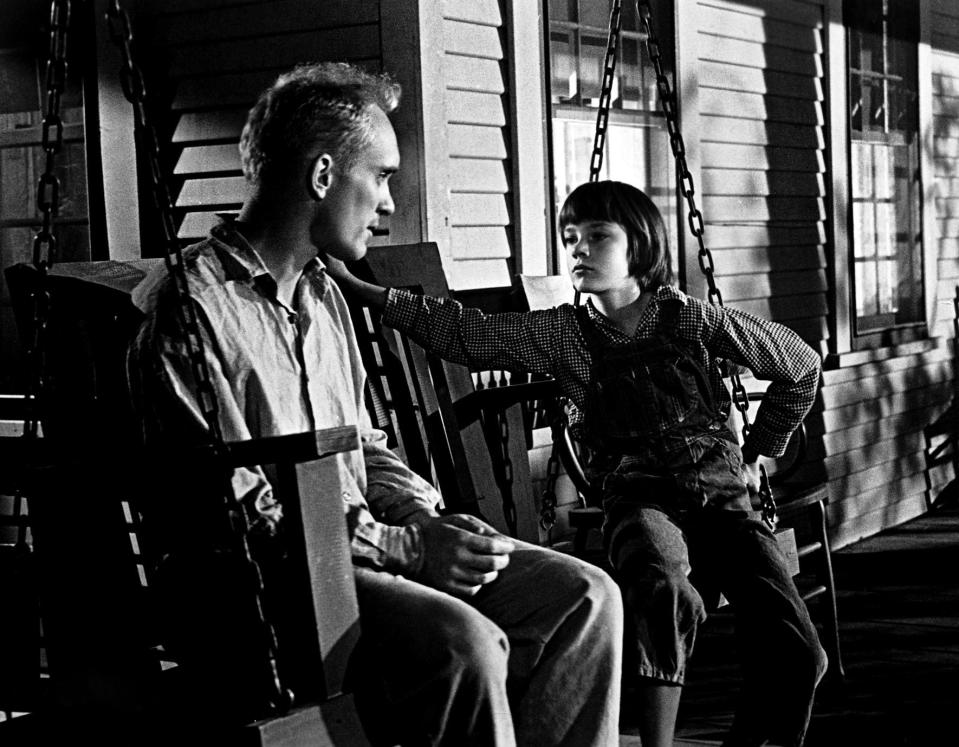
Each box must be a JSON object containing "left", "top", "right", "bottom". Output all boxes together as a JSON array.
[{"left": 619, "top": 499, "right": 959, "bottom": 746}]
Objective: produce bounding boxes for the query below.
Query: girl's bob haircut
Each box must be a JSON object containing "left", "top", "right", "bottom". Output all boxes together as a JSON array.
[{"left": 558, "top": 180, "right": 674, "bottom": 292}]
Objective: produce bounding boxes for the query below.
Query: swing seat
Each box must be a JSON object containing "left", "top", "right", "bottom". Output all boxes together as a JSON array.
[{"left": 2, "top": 261, "right": 370, "bottom": 745}]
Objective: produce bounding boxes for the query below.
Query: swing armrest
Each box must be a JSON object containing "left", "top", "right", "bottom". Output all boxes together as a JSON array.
[
  {"left": 454, "top": 378, "right": 601, "bottom": 504},
  {"left": 222, "top": 426, "right": 361, "bottom": 467},
  {"left": 553, "top": 422, "right": 601, "bottom": 506},
  {"left": 453, "top": 378, "right": 559, "bottom": 428}
]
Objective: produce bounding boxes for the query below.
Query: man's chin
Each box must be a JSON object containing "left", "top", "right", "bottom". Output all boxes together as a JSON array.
[{"left": 327, "top": 244, "right": 368, "bottom": 263}]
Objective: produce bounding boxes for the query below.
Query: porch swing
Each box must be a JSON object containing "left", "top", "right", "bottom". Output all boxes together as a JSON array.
[
  {"left": 2, "top": 1, "right": 367, "bottom": 742},
  {"left": 520, "top": 0, "right": 845, "bottom": 685}
]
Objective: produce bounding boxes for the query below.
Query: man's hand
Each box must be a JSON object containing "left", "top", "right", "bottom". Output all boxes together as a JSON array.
[{"left": 417, "top": 514, "right": 515, "bottom": 597}]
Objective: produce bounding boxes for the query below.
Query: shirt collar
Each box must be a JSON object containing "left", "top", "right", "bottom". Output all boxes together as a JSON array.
[
  {"left": 209, "top": 220, "right": 330, "bottom": 299},
  {"left": 583, "top": 284, "right": 687, "bottom": 337}
]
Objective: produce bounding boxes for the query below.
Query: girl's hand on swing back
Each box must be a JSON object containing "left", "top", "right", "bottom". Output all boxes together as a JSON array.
[{"left": 322, "top": 253, "right": 389, "bottom": 310}]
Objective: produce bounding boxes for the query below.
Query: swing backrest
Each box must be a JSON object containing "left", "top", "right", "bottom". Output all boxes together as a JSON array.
[
  {"left": 3, "top": 260, "right": 364, "bottom": 739},
  {"left": 343, "top": 243, "right": 552, "bottom": 543}
]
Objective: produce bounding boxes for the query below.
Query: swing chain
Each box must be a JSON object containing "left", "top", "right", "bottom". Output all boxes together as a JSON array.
[
  {"left": 636, "top": 0, "right": 777, "bottom": 527},
  {"left": 497, "top": 409, "right": 518, "bottom": 536},
  {"left": 23, "top": 0, "right": 72, "bottom": 446},
  {"left": 105, "top": 0, "right": 292, "bottom": 713},
  {"left": 540, "top": 426, "right": 561, "bottom": 538},
  {"left": 590, "top": 0, "right": 624, "bottom": 182},
  {"left": 486, "top": 372, "right": 518, "bottom": 537},
  {"left": 15, "top": 0, "right": 71, "bottom": 557}
]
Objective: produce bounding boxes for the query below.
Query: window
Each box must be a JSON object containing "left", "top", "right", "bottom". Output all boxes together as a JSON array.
[
  {"left": 546, "top": 0, "right": 677, "bottom": 272},
  {"left": 845, "top": 0, "right": 922, "bottom": 344}
]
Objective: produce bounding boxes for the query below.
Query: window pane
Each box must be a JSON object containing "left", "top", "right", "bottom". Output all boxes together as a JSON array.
[
  {"left": 877, "top": 258, "right": 897, "bottom": 315},
  {"left": 549, "top": 0, "right": 573, "bottom": 23},
  {"left": 550, "top": 30, "right": 577, "bottom": 104},
  {"left": 875, "top": 203, "right": 894, "bottom": 258},
  {"left": 874, "top": 144, "right": 894, "bottom": 200},
  {"left": 579, "top": 34, "right": 607, "bottom": 104},
  {"left": 888, "top": 77, "right": 917, "bottom": 133},
  {"left": 856, "top": 261, "right": 877, "bottom": 318},
  {"left": 853, "top": 202, "right": 876, "bottom": 259},
  {"left": 552, "top": 118, "right": 599, "bottom": 201},
  {"left": 620, "top": 38, "right": 643, "bottom": 110},
  {"left": 851, "top": 142, "right": 872, "bottom": 198},
  {"left": 579, "top": 0, "right": 611, "bottom": 29}
]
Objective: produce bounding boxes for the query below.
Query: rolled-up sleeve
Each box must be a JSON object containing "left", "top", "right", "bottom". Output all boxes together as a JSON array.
[{"left": 703, "top": 303, "right": 822, "bottom": 457}]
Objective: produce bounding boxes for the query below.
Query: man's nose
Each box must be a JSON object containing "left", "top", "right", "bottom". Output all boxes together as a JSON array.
[{"left": 379, "top": 189, "right": 395, "bottom": 216}]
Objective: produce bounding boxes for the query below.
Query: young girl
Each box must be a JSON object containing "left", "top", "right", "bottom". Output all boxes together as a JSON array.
[{"left": 330, "top": 180, "right": 827, "bottom": 747}]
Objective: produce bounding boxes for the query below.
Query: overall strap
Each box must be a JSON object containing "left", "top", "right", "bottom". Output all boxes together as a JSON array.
[
  {"left": 658, "top": 296, "right": 680, "bottom": 329},
  {"left": 573, "top": 303, "right": 606, "bottom": 358}
]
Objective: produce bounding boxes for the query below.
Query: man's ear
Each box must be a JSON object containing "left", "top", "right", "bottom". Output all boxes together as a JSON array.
[{"left": 309, "top": 154, "right": 334, "bottom": 201}]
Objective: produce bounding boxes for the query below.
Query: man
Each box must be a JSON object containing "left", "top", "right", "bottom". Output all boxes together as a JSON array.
[{"left": 129, "top": 62, "right": 623, "bottom": 746}]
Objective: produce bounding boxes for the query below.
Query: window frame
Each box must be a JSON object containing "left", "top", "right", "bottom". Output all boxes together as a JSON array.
[{"left": 826, "top": 0, "right": 937, "bottom": 359}]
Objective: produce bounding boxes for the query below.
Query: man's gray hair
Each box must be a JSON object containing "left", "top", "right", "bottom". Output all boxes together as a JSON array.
[{"left": 239, "top": 61, "right": 401, "bottom": 184}]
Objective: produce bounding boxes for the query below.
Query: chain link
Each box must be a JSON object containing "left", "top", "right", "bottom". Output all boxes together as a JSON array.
[
  {"left": 105, "top": 0, "right": 292, "bottom": 713},
  {"left": 636, "top": 0, "right": 776, "bottom": 528}
]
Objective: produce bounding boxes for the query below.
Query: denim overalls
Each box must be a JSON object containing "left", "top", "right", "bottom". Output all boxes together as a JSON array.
[{"left": 577, "top": 300, "right": 826, "bottom": 747}]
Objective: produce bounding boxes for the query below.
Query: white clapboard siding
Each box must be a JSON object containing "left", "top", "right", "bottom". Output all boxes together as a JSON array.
[
  {"left": 141, "top": 0, "right": 383, "bottom": 241},
  {"left": 443, "top": 0, "right": 514, "bottom": 290},
  {"left": 699, "top": 116, "right": 824, "bottom": 149},
  {"left": 694, "top": 1, "right": 827, "bottom": 334},
  {"left": 699, "top": 60, "right": 824, "bottom": 101},
  {"left": 450, "top": 227, "right": 512, "bottom": 260},
  {"left": 708, "top": 244, "right": 826, "bottom": 272},
  {"left": 448, "top": 124, "right": 508, "bottom": 159},
  {"left": 716, "top": 269, "right": 827, "bottom": 301}
]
